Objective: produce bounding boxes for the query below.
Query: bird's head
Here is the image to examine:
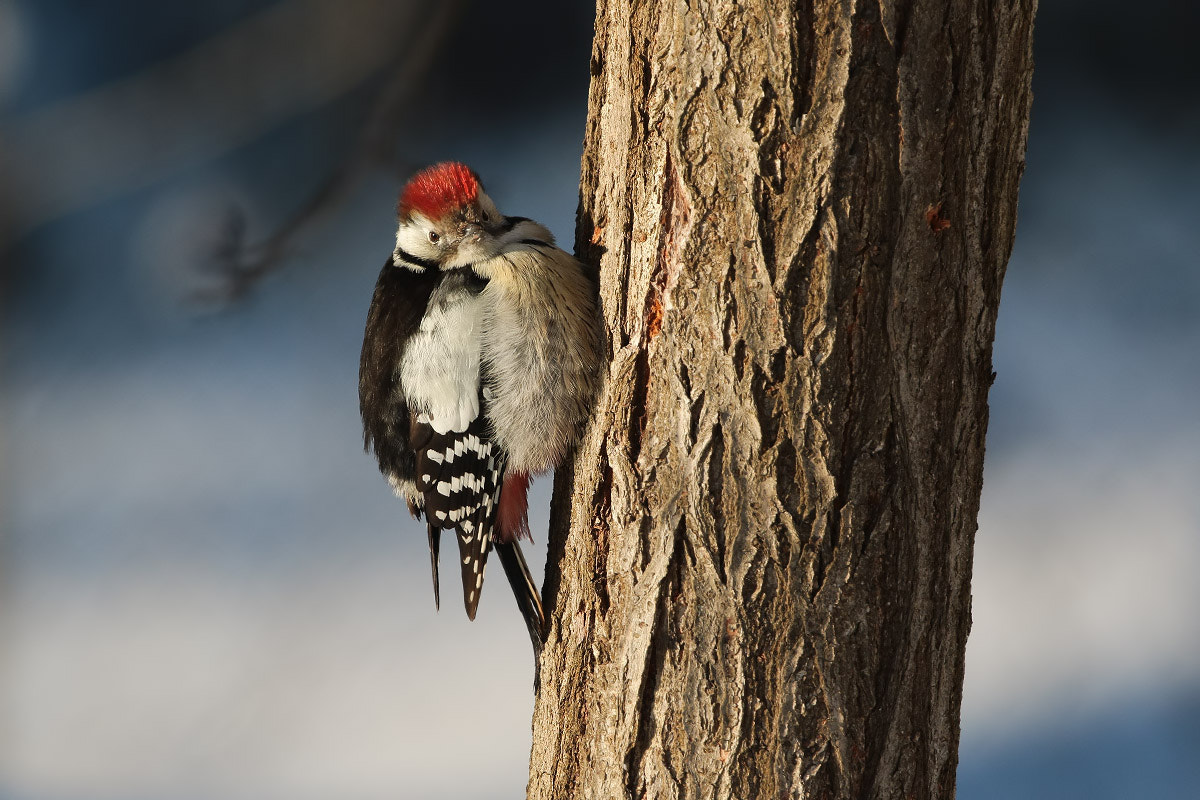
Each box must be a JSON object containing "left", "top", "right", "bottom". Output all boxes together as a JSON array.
[{"left": 393, "top": 162, "right": 506, "bottom": 270}]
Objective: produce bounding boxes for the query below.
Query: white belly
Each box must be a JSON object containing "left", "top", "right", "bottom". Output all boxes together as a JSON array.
[{"left": 400, "top": 291, "right": 483, "bottom": 434}]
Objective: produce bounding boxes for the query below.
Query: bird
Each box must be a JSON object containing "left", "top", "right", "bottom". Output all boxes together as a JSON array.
[{"left": 358, "top": 162, "right": 603, "bottom": 657}]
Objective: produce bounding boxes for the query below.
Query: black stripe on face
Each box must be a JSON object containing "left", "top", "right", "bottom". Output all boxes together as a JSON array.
[
  {"left": 498, "top": 216, "right": 529, "bottom": 234},
  {"left": 394, "top": 247, "right": 438, "bottom": 271}
]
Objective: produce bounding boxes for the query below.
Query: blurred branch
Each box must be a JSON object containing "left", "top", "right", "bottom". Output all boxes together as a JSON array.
[
  {"left": 199, "top": 0, "right": 463, "bottom": 302},
  {"left": 0, "top": 0, "right": 435, "bottom": 240}
]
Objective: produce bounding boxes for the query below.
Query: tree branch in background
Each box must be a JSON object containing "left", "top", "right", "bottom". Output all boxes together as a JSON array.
[
  {"left": 0, "top": 0, "right": 445, "bottom": 253},
  {"left": 200, "top": 0, "right": 463, "bottom": 302}
]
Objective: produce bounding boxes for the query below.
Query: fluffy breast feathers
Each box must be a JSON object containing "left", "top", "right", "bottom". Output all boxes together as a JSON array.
[{"left": 475, "top": 243, "right": 602, "bottom": 475}]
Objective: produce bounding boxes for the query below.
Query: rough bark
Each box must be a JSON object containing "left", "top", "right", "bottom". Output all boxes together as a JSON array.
[{"left": 531, "top": 1, "right": 1034, "bottom": 798}]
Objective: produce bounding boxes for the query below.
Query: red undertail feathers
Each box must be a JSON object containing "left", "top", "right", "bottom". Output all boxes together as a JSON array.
[{"left": 497, "top": 472, "right": 531, "bottom": 544}]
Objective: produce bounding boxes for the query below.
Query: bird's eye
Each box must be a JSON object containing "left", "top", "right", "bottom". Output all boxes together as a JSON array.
[
  {"left": 428, "top": 231, "right": 440, "bottom": 244},
  {"left": 481, "top": 210, "right": 490, "bottom": 222}
]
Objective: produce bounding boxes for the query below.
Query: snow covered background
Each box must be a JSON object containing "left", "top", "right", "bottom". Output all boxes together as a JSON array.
[{"left": 2, "top": 2, "right": 1197, "bottom": 798}]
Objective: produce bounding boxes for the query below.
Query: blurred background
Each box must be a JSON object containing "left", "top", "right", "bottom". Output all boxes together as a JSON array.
[{"left": 0, "top": 1, "right": 1196, "bottom": 798}]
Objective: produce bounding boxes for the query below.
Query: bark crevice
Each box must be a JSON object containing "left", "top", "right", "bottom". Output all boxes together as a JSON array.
[{"left": 532, "top": 1, "right": 1034, "bottom": 798}]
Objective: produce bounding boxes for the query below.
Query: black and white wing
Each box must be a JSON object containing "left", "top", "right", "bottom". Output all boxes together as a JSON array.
[
  {"left": 362, "top": 260, "right": 544, "bottom": 650},
  {"left": 395, "top": 269, "right": 504, "bottom": 619},
  {"left": 409, "top": 403, "right": 505, "bottom": 619},
  {"left": 410, "top": 388, "right": 543, "bottom": 654},
  {"left": 359, "top": 256, "right": 441, "bottom": 512}
]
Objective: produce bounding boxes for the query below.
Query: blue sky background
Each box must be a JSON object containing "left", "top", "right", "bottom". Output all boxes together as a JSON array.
[{"left": 1, "top": 1, "right": 1197, "bottom": 798}]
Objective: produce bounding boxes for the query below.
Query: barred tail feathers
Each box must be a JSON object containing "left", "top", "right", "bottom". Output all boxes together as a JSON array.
[
  {"left": 495, "top": 539, "right": 545, "bottom": 658},
  {"left": 454, "top": 513, "right": 491, "bottom": 621},
  {"left": 427, "top": 525, "right": 441, "bottom": 611}
]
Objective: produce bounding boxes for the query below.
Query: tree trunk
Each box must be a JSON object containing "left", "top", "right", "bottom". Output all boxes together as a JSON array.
[{"left": 531, "top": 1, "right": 1034, "bottom": 798}]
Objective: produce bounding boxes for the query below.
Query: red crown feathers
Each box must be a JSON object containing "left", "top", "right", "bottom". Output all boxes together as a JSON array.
[{"left": 398, "top": 162, "right": 481, "bottom": 220}]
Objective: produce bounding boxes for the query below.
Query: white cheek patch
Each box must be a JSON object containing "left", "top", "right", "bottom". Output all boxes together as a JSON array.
[{"left": 395, "top": 214, "right": 442, "bottom": 265}]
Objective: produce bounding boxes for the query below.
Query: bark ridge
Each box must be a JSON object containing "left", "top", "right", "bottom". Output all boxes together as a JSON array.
[{"left": 531, "top": 2, "right": 1034, "bottom": 798}]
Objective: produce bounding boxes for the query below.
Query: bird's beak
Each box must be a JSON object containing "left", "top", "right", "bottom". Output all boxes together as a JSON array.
[{"left": 459, "top": 222, "right": 484, "bottom": 242}]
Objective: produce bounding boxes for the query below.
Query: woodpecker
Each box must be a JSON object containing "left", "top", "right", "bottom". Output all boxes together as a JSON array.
[{"left": 358, "top": 162, "right": 602, "bottom": 657}]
